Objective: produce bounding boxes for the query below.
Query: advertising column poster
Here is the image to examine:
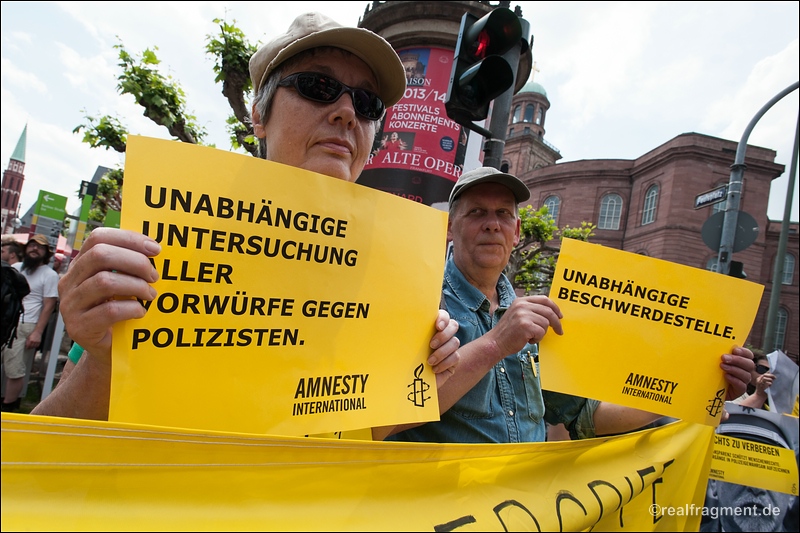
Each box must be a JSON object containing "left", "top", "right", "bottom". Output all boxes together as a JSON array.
[{"left": 358, "top": 47, "right": 477, "bottom": 208}]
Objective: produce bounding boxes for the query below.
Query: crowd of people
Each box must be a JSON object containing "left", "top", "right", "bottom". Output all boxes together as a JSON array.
[{"left": 3, "top": 10, "right": 790, "bottom": 530}]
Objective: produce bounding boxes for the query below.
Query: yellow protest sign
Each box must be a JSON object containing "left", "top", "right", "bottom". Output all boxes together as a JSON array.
[
  {"left": 1, "top": 413, "right": 715, "bottom": 531},
  {"left": 110, "top": 136, "right": 447, "bottom": 436},
  {"left": 709, "top": 433, "right": 798, "bottom": 496},
  {"left": 540, "top": 239, "right": 763, "bottom": 426}
]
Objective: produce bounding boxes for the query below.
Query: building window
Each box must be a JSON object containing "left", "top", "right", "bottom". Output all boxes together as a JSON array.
[
  {"left": 711, "top": 200, "right": 725, "bottom": 215},
  {"left": 543, "top": 196, "right": 560, "bottom": 222},
  {"left": 524, "top": 104, "right": 535, "bottom": 122},
  {"left": 706, "top": 257, "right": 718, "bottom": 273},
  {"left": 500, "top": 162, "right": 510, "bottom": 173},
  {"left": 598, "top": 193, "right": 622, "bottom": 230},
  {"left": 536, "top": 107, "right": 544, "bottom": 125},
  {"left": 782, "top": 254, "right": 796, "bottom": 285},
  {"left": 642, "top": 185, "right": 659, "bottom": 225},
  {"left": 773, "top": 308, "right": 788, "bottom": 350},
  {"left": 512, "top": 105, "right": 522, "bottom": 123}
]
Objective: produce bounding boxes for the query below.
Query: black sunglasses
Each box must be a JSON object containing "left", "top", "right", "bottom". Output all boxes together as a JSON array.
[
  {"left": 755, "top": 364, "right": 770, "bottom": 374},
  {"left": 277, "top": 72, "right": 385, "bottom": 121}
]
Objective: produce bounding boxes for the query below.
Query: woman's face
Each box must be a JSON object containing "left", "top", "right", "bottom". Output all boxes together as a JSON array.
[{"left": 255, "top": 49, "right": 378, "bottom": 182}]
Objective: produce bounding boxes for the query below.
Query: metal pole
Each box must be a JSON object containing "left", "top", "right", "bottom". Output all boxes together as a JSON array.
[
  {"left": 763, "top": 110, "right": 799, "bottom": 352},
  {"left": 40, "top": 312, "right": 65, "bottom": 399},
  {"left": 717, "top": 81, "right": 799, "bottom": 275}
]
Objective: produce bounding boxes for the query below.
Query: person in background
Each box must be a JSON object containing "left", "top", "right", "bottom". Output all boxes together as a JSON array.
[
  {"left": 383, "top": 167, "right": 755, "bottom": 443},
  {"left": 51, "top": 253, "right": 68, "bottom": 276},
  {"left": 32, "top": 12, "right": 460, "bottom": 435},
  {"left": 735, "top": 350, "right": 774, "bottom": 410},
  {"left": 1, "top": 237, "right": 24, "bottom": 265},
  {"left": 1, "top": 234, "right": 59, "bottom": 412}
]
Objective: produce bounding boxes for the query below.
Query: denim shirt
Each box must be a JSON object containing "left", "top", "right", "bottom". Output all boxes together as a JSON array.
[{"left": 389, "top": 256, "right": 599, "bottom": 444}]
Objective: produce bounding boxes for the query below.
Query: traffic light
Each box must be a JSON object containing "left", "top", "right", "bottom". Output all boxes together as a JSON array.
[{"left": 445, "top": 8, "right": 523, "bottom": 126}]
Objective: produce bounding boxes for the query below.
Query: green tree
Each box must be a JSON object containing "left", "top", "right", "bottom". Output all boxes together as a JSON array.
[
  {"left": 505, "top": 205, "right": 596, "bottom": 295},
  {"left": 71, "top": 18, "right": 259, "bottom": 227},
  {"left": 87, "top": 169, "right": 123, "bottom": 225}
]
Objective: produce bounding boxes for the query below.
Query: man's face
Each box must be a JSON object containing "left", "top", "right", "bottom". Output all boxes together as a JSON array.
[
  {"left": 24, "top": 241, "right": 48, "bottom": 266},
  {"left": 1, "top": 244, "right": 16, "bottom": 263},
  {"left": 257, "top": 48, "right": 378, "bottom": 183},
  {"left": 448, "top": 183, "right": 520, "bottom": 276}
]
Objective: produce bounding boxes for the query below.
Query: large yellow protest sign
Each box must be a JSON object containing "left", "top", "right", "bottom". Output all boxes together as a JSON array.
[
  {"left": 1, "top": 413, "right": 715, "bottom": 531},
  {"left": 111, "top": 136, "right": 447, "bottom": 436},
  {"left": 540, "top": 239, "right": 763, "bottom": 426}
]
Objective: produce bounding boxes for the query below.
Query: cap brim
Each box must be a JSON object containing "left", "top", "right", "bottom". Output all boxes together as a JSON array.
[
  {"left": 449, "top": 174, "right": 531, "bottom": 205},
  {"left": 267, "top": 27, "right": 406, "bottom": 107}
]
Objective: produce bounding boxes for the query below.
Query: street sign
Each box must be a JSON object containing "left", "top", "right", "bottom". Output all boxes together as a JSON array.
[
  {"left": 32, "top": 190, "right": 67, "bottom": 250},
  {"left": 701, "top": 210, "right": 759, "bottom": 252},
  {"left": 695, "top": 185, "right": 728, "bottom": 209}
]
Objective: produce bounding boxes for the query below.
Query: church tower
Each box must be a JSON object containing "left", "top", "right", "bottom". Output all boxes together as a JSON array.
[
  {"left": 501, "top": 66, "right": 561, "bottom": 175},
  {"left": 1, "top": 124, "right": 27, "bottom": 235}
]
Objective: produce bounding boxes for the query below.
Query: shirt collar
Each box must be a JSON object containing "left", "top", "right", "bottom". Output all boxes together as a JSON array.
[{"left": 444, "top": 255, "right": 516, "bottom": 312}]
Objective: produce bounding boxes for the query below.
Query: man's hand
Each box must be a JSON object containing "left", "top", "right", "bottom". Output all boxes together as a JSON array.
[
  {"left": 721, "top": 345, "right": 755, "bottom": 401},
  {"left": 429, "top": 309, "right": 460, "bottom": 388},
  {"left": 754, "top": 372, "right": 775, "bottom": 395},
  {"left": 488, "top": 295, "right": 563, "bottom": 357}
]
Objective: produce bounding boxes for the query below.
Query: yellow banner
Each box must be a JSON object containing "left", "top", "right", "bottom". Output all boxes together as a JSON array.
[
  {"left": 1, "top": 413, "right": 714, "bottom": 531},
  {"left": 709, "top": 434, "right": 798, "bottom": 495},
  {"left": 541, "top": 239, "right": 763, "bottom": 426},
  {"left": 112, "top": 136, "right": 447, "bottom": 436}
]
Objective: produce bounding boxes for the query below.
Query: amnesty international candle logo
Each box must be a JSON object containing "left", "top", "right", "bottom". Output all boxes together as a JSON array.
[
  {"left": 540, "top": 239, "right": 764, "bottom": 427},
  {"left": 407, "top": 363, "right": 432, "bottom": 407},
  {"left": 110, "top": 136, "right": 448, "bottom": 437},
  {"left": 706, "top": 389, "right": 727, "bottom": 417}
]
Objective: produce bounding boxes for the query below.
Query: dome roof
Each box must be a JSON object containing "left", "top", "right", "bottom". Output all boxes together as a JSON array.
[{"left": 520, "top": 81, "right": 547, "bottom": 98}]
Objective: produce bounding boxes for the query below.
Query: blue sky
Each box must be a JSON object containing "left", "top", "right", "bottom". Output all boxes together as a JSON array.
[{"left": 2, "top": 1, "right": 798, "bottom": 221}]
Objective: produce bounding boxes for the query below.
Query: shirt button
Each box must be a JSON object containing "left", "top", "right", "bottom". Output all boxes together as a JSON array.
[
  {"left": 500, "top": 367, "right": 506, "bottom": 373},
  {"left": 508, "top": 410, "right": 514, "bottom": 417}
]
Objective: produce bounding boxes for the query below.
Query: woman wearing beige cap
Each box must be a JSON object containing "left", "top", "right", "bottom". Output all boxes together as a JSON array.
[{"left": 34, "top": 13, "right": 460, "bottom": 433}]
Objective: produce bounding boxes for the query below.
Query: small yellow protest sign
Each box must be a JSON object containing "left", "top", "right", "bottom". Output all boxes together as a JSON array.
[
  {"left": 708, "top": 433, "right": 798, "bottom": 495},
  {"left": 110, "top": 136, "right": 448, "bottom": 436},
  {"left": 540, "top": 239, "right": 764, "bottom": 426}
]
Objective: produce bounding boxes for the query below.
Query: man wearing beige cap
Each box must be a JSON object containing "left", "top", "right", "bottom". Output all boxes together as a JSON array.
[
  {"left": 386, "top": 167, "right": 755, "bottom": 443},
  {"left": 2, "top": 234, "right": 59, "bottom": 412},
  {"left": 34, "top": 13, "right": 460, "bottom": 429}
]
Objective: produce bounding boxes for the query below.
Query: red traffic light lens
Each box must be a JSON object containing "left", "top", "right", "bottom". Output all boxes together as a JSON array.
[{"left": 473, "top": 30, "right": 490, "bottom": 59}]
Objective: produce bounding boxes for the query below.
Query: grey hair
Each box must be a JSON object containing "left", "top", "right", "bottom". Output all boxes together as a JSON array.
[
  {"left": 250, "top": 47, "right": 378, "bottom": 160},
  {"left": 252, "top": 63, "right": 285, "bottom": 159}
]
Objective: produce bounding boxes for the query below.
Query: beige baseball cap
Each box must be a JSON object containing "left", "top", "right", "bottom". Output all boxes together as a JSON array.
[
  {"left": 249, "top": 12, "right": 406, "bottom": 107},
  {"left": 448, "top": 167, "right": 531, "bottom": 207}
]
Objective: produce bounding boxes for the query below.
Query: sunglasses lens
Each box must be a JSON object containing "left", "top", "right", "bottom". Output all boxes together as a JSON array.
[
  {"left": 351, "top": 90, "right": 385, "bottom": 120},
  {"left": 755, "top": 364, "right": 769, "bottom": 374},
  {"left": 296, "top": 74, "right": 338, "bottom": 102},
  {"left": 291, "top": 73, "right": 384, "bottom": 120}
]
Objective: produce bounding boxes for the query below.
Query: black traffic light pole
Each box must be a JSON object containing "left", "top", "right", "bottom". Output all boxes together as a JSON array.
[{"left": 483, "top": 17, "right": 529, "bottom": 170}]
